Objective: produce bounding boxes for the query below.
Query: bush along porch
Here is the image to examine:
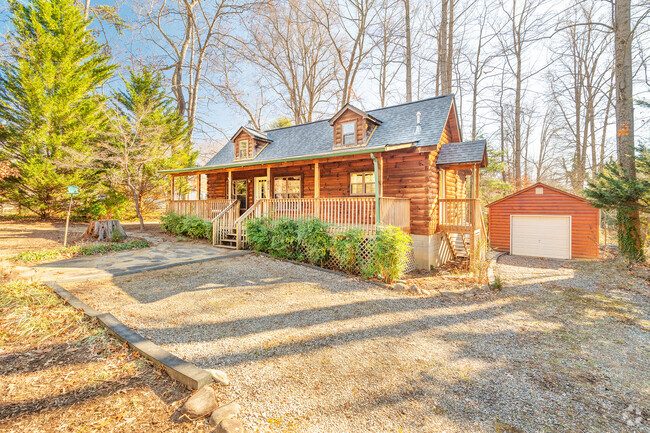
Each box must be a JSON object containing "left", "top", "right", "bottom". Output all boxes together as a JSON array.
[
  {"left": 159, "top": 95, "right": 489, "bottom": 270},
  {"left": 246, "top": 217, "right": 412, "bottom": 283}
]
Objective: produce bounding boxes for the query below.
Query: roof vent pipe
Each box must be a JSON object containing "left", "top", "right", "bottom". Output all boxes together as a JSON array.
[{"left": 415, "top": 111, "right": 422, "bottom": 135}]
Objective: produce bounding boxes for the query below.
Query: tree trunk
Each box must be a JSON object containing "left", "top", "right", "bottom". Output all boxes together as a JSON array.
[
  {"left": 446, "top": 0, "right": 454, "bottom": 94},
  {"left": 404, "top": 0, "right": 412, "bottom": 103},
  {"left": 439, "top": 0, "right": 448, "bottom": 95},
  {"left": 83, "top": 220, "right": 127, "bottom": 242},
  {"left": 614, "top": 0, "right": 642, "bottom": 260}
]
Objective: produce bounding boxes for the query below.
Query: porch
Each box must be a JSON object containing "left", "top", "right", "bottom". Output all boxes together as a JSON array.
[{"left": 167, "top": 196, "right": 410, "bottom": 249}]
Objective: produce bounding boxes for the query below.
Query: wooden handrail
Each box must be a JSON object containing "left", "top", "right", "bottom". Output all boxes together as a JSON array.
[
  {"left": 232, "top": 196, "right": 411, "bottom": 249},
  {"left": 234, "top": 199, "right": 266, "bottom": 249},
  {"left": 211, "top": 199, "right": 239, "bottom": 246}
]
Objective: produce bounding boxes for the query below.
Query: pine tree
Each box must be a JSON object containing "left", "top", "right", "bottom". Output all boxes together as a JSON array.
[
  {"left": 99, "top": 68, "right": 197, "bottom": 230},
  {"left": 0, "top": 0, "right": 115, "bottom": 218},
  {"left": 585, "top": 150, "right": 650, "bottom": 261}
]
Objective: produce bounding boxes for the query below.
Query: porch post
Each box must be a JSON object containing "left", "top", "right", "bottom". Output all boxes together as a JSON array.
[
  {"left": 378, "top": 154, "right": 384, "bottom": 196},
  {"left": 314, "top": 161, "right": 320, "bottom": 218},
  {"left": 197, "top": 173, "right": 202, "bottom": 200},
  {"left": 314, "top": 162, "right": 320, "bottom": 198},
  {"left": 267, "top": 166, "right": 273, "bottom": 198},
  {"left": 227, "top": 170, "right": 232, "bottom": 200},
  {"left": 171, "top": 175, "right": 175, "bottom": 202},
  {"left": 370, "top": 153, "right": 380, "bottom": 231}
]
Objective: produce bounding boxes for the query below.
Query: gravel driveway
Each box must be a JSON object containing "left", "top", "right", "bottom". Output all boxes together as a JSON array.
[{"left": 62, "top": 254, "right": 650, "bottom": 432}]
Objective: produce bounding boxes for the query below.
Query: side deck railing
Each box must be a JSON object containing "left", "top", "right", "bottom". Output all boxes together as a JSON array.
[
  {"left": 233, "top": 197, "right": 411, "bottom": 249},
  {"left": 438, "top": 198, "right": 488, "bottom": 262},
  {"left": 167, "top": 199, "right": 234, "bottom": 221}
]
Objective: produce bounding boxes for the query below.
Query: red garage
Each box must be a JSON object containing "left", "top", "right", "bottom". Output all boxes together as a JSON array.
[{"left": 487, "top": 183, "right": 600, "bottom": 259}]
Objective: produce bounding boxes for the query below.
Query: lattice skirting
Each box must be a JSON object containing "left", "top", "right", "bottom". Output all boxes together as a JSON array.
[{"left": 291, "top": 239, "right": 415, "bottom": 277}]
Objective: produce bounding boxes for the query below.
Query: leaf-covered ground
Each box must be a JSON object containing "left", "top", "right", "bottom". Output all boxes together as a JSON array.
[{"left": 0, "top": 281, "right": 210, "bottom": 433}]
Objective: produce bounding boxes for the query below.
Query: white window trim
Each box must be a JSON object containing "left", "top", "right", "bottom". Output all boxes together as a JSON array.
[
  {"left": 350, "top": 172, "right": 375, "bottom": 196},
  {"left": 341, "top": 121, "right": 357, "bottom": 146},
  {"left": 273, "top": 176, "right": 302, "bottom": 199},
  {"left": 238, "top": 139, "right": 249, "bottom": 159}
]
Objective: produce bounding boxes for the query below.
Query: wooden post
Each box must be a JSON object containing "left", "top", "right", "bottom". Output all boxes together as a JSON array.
[
  {"left": 227, "top": 170, "right": 232, "bottom": 200},
  {"left": 63, "top": 195, "right": 73, "bottom": 247},
  {"left": 197, "top": 173, "right": 202, "bottom": 200},
  {"left": 378, "top": 154, "right": 384, "bottom": 196},
  {"left": 267, "top": 166, "right": 272, "bottom": 198},
  {"left": 171, "top": 175, "right": 175, "bottom": 202},
  {"left": 314, "top": 162, "right": 320, "bottom": 198},
  {"left": 314, "top": 162, "right": 320, "bottom": 218}
]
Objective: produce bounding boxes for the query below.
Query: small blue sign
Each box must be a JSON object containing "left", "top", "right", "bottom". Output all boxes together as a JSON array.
[{"left": 67, "top": 185, "right": 80, "bottom": 195}]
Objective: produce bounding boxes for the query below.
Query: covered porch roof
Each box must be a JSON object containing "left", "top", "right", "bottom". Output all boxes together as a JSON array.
[{"left": 436, "top": 140, "right": 487, "bottom": 169}]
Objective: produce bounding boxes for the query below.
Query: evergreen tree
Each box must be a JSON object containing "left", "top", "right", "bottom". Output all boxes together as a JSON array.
[
  {"left": 585, "top": 149, "right": 650, "bottom": 262},
  {"left": 0, "top": 0, "right": 115, "bottom": 218},
  {"left": 99, "top": 68, "right": 197, "bottom": 230}
]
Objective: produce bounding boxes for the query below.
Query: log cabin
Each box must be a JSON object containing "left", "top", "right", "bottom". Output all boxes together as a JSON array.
[{"left": 160, "top": 95, "right": 487, "bottom": 270}]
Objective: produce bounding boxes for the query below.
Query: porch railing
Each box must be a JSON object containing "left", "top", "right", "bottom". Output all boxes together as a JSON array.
[
  {"left": 233, "top": 197, "right": 411, "bottom": 249},
  {"left": 167, "top": 199, "right": 234, "bottom": 221},
  {"left": 438, "top": 198, "right": 489, "bottom": 261},
  {"left": 438, "top": 198, "right": 475, "bottom": 231},
  {"left": 211, "top": 200, "right": 240, "bottom": 246}
]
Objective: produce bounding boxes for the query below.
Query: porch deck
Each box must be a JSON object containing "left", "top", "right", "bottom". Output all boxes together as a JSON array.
[{"left": 167, "top": 196, "right": 411, "bottom": 248}]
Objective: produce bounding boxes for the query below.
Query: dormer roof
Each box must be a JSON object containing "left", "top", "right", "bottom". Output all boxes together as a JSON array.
[
  {"left": 328, "top": 103, "right": 382, "bottom": 126},
  {"left": 230, "top": 126, "right": 272, "bottom": 143}
]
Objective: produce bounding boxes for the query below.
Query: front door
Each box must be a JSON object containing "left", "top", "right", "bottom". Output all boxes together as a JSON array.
[
  {"left": 254, "top": 177, "right": 268, "bottom": 202},
  {"left": 233, "top": 180, "right": 247, "bottom": 212}
]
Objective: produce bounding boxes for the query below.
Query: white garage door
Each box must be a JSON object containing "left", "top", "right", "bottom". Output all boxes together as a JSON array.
[{"left": 511, "top": 215, "right": 571, "bottom": 259}]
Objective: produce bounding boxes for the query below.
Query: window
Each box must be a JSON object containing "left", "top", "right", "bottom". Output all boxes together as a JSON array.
[
  {"left": 274, "top": 176, "right": 301, "bottom": 198},
  {"left": 350, "top": 172, "right": 375, "bottom": 195},
  {"left": 341, "top": 121, "right": 356, "bottom": 146},
  {"left": 238, "top": 140, "right": 249, "bottom": 159}
]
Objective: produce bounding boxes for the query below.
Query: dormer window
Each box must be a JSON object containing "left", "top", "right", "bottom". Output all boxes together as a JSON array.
[
  {"left": 342, "top": 121, "right": 356, "bottom": 146},
  {"left": 238, "top": 140, "right": 249, "bottom": 159}
]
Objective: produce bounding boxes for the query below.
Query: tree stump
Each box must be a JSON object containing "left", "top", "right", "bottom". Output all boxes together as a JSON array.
[{"left": 83, "top": 219, "right": 127, "bottom": 242}]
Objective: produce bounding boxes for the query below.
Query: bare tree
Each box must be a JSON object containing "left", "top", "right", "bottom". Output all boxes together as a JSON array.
[
  {"left": 403, "top": 0, "right": 413, "bottom": 102},
  {"left": 369, "top": 0, "right": 403, "bottom": 106},
  {"left": 460, "top": 0, "right": 498, "bottom": 140},
  {"left": 134, "top": 0, "right": 245, "bottom": 140},
  {"left": 550, "top": 3, "right": 613, "bottom": 188},
  {"left": 495, "top": 0, "right": 546, "bottom": 187},
  {"left": 241, "top": 0, "right": 337, "bottom": 124},
  {"left": 308, "top": 0, "right": 378, "bottom": 106}
]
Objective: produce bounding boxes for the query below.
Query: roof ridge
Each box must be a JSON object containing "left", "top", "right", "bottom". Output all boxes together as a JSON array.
[
  {"left": 367, "top": 94, "right": 454, "bottom": 115},
  {"left": 262, "top": 94, "right": 454, "bottom": 133}
]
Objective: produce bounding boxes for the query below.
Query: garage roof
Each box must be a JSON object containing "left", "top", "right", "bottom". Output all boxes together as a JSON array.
[{"left": 486, "top": 182, "right": 590, "bottom": 207}]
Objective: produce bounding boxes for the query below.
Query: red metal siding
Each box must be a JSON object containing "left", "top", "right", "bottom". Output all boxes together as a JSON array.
[{"left": 488, "top": 185, "right": 600, "bottom": 258}]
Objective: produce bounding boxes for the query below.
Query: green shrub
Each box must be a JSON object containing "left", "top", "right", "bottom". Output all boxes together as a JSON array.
[
  {"left": 160, "top": 212, "right": 211, "bottom": 241},
  {"left": 332, "top": 228, "right": 365, "bottom": 272},
  {"left": 269, "top": 218, "right": 300, "bottom": 259},
  {"left": 245, "top": 217, "right": 274, "bottom": 252},
  {"left": 369, "top": 225, "right": 412, "bottom": 283},
  {"left": 296, "top": 218, "right": 331, "bottom": 266}
]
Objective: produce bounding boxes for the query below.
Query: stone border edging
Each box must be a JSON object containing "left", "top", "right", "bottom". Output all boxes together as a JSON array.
[
  {"left": 487, "top": 252, "right": 507, "bottom": 288},
  {"left": 46, "top": 281, "right": 213, "bottom": 390},
  {"left": 255, "top": 252, "right": 391, "bottom": 289},
  {"left": 53, "top": 251, "right": 252, "bottom": 283}
]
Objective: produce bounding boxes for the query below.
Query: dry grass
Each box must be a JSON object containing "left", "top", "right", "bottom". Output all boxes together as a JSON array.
[{"left": 0, "top": 281, "right": 211, "bottom": 433}]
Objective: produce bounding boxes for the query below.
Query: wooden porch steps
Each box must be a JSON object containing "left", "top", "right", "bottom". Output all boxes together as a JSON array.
[{"left": 445, "top": 232, "right": 470, "bottom": 258}]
